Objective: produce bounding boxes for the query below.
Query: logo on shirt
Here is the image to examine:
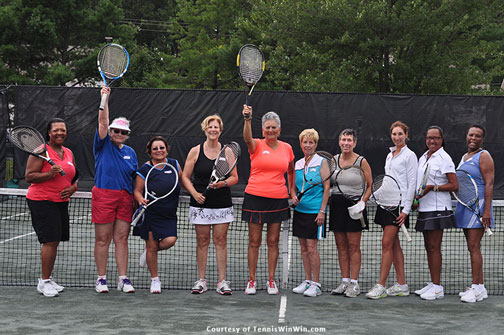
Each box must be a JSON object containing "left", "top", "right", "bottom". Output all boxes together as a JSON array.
[
  {"left": 309, "top": 167, "right": 316, "bottom": 173},
  {"left": 67, "top": 162, "right": 74, "bottom": 166},
  {"left": 165, "top": 170, "right": 173, "bottom": 174},
  {"left": 123, "top": 156, "right": 131, "bottom": 160},
  {"left": 262, "top": 150, "right": 270, "bottom": 155}
]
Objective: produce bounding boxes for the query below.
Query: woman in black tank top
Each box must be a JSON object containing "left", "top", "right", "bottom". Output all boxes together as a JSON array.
[{"left": 181, "top": 115, "right": 238, "bottom": 295}]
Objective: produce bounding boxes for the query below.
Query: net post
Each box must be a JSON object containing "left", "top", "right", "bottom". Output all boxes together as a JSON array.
[{"left": 281, "top": 219, "right": 290, "bottom": 289}]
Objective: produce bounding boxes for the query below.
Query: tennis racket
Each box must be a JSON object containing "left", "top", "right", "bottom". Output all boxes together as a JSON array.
[
  {"left": 334, "top": 165, "right": 367, "bottom": 228},
  {"left": 97, "top": 43, "right": 130, "bottom": 110},
  {"left": 8, "top": 126, "right": 65, "bottom": 176},
  {"left": 371, "top": 174, "right": 412, "bottom": 241},
  {"left": 131, "top": 162, "right": 179, "bottom": 227},
  {"left": 237, "top": 44, "right": 265, "bottom": 108},
  {"left": 293, "top": 151, "right": 336, "bottom": 208},
  {"left": 452, "top": 170, "right": 493, "bottom": 236},
  {"left": 413, "top": 164, "right": 430, "bottom": 207},
  {"left": 201, "top": 142, "right": 241, "bottom": 198}
]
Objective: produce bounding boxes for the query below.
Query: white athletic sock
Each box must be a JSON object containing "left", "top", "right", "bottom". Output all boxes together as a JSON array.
[
  {"left": 350, "top": 279, "right": 358, "bottom": 284},
  {"left": 151, "top": 277, "right": 160, "bottom": 282},
  {"left": 342, "top": 278, "right": 350, "bottom": 283}
]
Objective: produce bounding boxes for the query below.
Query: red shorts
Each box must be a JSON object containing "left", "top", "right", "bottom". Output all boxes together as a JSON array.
[{"left": 92, "top": 187, "right": 134, "bottom": 224}]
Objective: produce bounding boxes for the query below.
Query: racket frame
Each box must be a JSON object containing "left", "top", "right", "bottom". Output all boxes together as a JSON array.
[
  {"left": 335, "top": 165, "right": 367, "bottom": 228},
  {"left": 414, "top": 163, "right": 430, "bottom": 206},
  {"left": 371, "top": 174, "right": 412, "bottom": 241},
  {"left": 97, "top": 43, "right": 130, "bottom": 110},
  {"left": 236, "top": 44, "right": 265, "bottom": 105},
  {"left": 131, "top": 162, "right": 179, "bottom": 227},
  {"left": 452, "top": 170, "right": 493, "bottom": 236},
  {"left": 8, "top": 126, "right": 66, "bottom": 176}
]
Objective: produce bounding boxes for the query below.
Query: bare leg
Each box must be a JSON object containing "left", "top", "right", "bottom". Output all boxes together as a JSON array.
[
  {"left": 195, "top": 225, "right": 211, "bottom": 279},
  {"left": 41, "top": 241, "right": 59, "bottom": 279},
  {"left": 212, "top": 223, "right": 230, "bottom": 282}
]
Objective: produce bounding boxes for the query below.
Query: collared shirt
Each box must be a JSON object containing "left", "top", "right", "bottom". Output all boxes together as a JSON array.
[
  {"left": 417, "top": 147, "right": 455, "bottom": 212},
  {"left": 385, "top": 145, "right": 418, "bottom": 215}
]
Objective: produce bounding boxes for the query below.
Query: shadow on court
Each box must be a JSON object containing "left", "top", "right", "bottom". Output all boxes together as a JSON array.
[{"left": 1, "top": 286, "right": 503, "bottom": 335}]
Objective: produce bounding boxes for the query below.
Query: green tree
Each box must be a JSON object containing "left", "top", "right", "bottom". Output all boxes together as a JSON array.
[{"left": 0, "top": 0, "right": 137, "bottom": 86}]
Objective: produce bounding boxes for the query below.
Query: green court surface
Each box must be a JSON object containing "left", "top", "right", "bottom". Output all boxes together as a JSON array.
[{"left": 1, "top": 286, "right": 503, "bottom": 335}]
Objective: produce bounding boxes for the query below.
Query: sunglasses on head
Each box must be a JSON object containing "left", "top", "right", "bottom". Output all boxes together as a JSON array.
[
  {"left": 112, "top": 129, "right": 130, "bottom": 135},
  {"left": 152, "top": 146, "right": 166, "bottom": 151}
]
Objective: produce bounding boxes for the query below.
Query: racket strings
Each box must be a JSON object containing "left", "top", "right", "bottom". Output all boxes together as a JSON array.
[
  {"left": 372, "top": 175, "right": 401, "bottom": 208},
  {"left": 238, "top": 47, "right": 264, "bottom": 84},
  {"left": 455, "top": 174, "right": 478, "bottom": 206},
  {"left": 99, "top": 46, "right": 128, "bottom": 78},
  {"left": 214, "top": 144, "right": 240, "bottom": 178},
  {"left": 9, "top": 128, "right": 45, "bottom": 153}
]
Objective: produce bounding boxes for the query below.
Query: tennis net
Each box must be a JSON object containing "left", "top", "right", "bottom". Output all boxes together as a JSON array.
[{"left": 1, "top": 188, "right": 502, "bottom": 295}]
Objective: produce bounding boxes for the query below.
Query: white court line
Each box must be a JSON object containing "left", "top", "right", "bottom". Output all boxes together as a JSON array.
[
  {"left": 0, "top": 232, "right": 35, "bottom": 244},
  {"left": 278, "top": 295, "right": 287, "bottom": 323},
  {"left": 1, "top": 212, "right": 28, "bottom": 220}
]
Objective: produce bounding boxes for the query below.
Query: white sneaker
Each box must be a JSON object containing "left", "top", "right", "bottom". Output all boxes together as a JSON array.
[
  {"left": 216, "top": 280, "right": 232, "bottom": 295},
  {"left": 344, "top": 282, "right": 360, "bottom": 298},
  {"left": 117, "top": 277, "right": 135, "bottom": 293},
  {"left": 48, "top": 277, "right": 64, "bottom": 293},
  {"left": 292, "top": 280, "right": 311, "bottom": 294},
  {"left": 267, "top": 280, "right": 279, "bottom": 295},
  {"left": 420, "top": 285, "right": 444, "bottom": 300},
  {"left": 191, "top": 279, "right": 208, "bottom": 294},
  {"left": 415, "top": 282, "right": 433, "bottom": 296},
  {"left": 150, "top": 278, "right": 161, "bottom": 294},
  {"left": 459, "top": 287, "right": 472, "bottom": 297},
  {"left": 95, "top": 278, "right": 109, "bottom": 293},
  {"left": 366, "top": 284, "right": 387, "bottom": 300},
  {"left": 303, "top": 282, "right": 321, "bottom": 297},
  {"left": 386, "top": 283, "right": 409, "bottom": 296},
  {"left": 37, "top": 278, "right": 59, "bottom": 297},
  {"left": 139, "top": 247, "right": 147, "bottom": 268},
  {"left": 480, "top": 287, "right": 488, "bottom": 300},
  {"left": 244, "top": 280, "right": 257, "bottom": 295},
  {"left": 459, "top": 286, "right": 488, "bottom": 300},
  {"left": 460, "top": 288, "right": 483, "bottom": 303}
]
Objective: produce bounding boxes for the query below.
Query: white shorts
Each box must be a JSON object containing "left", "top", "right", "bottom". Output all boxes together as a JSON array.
[{"left": 189, "top": 206, "right": 234, "bottom": 225}]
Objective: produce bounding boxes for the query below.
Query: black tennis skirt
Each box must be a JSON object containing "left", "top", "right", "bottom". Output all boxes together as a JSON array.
[
  {"left": 374, "top": 206, "right": 410, "bottom": 229},
  {"left": 293, "top": 211, "right": 324, "bottom": 239},
  {"left": 242, "top": 193, "right": 290, "bottom": 224},
  {"left": 329, "top": 195, "right": 369, "bottom": 232},
  {"left": 415, "top": 210, "right": 455, "bottom": 232}
]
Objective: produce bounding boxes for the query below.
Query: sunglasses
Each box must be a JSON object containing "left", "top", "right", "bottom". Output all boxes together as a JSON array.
[
  {"left": 112, "top": 129, "right": 130, "bottom": 135},
  {"left": 152, "top": 146, "right": 166, "bottom": 151}
]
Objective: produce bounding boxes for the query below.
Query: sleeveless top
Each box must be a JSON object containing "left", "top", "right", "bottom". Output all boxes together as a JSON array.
[
  {"left": 189, "top": 143, "right": 232, "bottom": 208},
  {"left": 330, "top": 154, "right": 364, "bottom": 196}
]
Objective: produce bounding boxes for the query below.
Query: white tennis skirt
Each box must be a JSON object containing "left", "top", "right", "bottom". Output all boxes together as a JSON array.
[{"left": 189, "top": 206, "right": 234, "bottom": 225}]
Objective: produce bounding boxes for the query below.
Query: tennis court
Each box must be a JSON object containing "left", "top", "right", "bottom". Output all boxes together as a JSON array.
[{"left": 1, "top": 188, "right": 504, "bottom": 334}]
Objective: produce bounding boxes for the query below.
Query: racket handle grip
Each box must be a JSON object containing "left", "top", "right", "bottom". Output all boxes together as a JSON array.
[
  {"left": 413, "top": 199, "right": 419, "bottom": 207},
  {"left": 201, "top": 188, "right": 209, "bottom": 198},
  {"left": 47, "top": 157, "right": 66, "bottom": 176},
  {"left": 59, "top": 170, "right": 66, "bottom": 176},
  {"left": 360, "top": 216, "right": 366, "bottom": 228},
  {"left": 486, "top": 227, "right": 494, "bottom": 236},
  {"left": 131, "top": 207, "right": 145, "bottom": 227},
  {"left": 401, "top": 224, "right": 412, "bottom": 242},
  {"left": 317, "top": 225, "right": 324, "bottom": 240},
  {"left": 99, "top": 93, "right": 108, "bottom": 110}
]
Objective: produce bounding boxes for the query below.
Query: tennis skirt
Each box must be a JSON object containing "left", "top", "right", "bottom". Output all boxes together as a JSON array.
[
  {"left": 132, "top": 212, "right": 177, "bottom": 240},
  {"left": 293, "top": 211, "right": 324, "bottom": 239},
  {"left": 329, "top": 195, "right": 369, "bottom": 232},
  {"left": 374, "top": 206, "right": 410, "bottom": 228},
  {"left": 242, "top": 193, "right": 290, "bottom": 224},
  {"left": 189, "top": 206, "right": 234, "bottom": 225},
  {"left": 415, "top": 210, "right": 455, "bottom": 232}
]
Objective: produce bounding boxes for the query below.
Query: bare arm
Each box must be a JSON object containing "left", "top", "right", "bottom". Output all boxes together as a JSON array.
[
  {"left": 287, "top": 159, "right": 295, "bottom": 198},
  {"left": 423, "top": 172, "right": 458, "bottom": 195},
  {"left": 361, "top": 158, "right": 373, "bottom": 202},
  {"left": 133, "top": 174, "right": 147, "bottom": 206},
  {"left": 242, "top": 105, "right": 257, "bottom": 154},
  {"left": 315, "top": 178, "right": 331, "bottom": 226},
  {"left": 180, "top": 146, "right": 206, "bottom": 204},
  {"left": 480, "top": 151, "right": 494, "bottom": 228},
  {"left": 25, "top": 155, "right": 60, "bottom": 184},
  {"left": 98, "top": 86, "right": 110, "bottom": 139}
]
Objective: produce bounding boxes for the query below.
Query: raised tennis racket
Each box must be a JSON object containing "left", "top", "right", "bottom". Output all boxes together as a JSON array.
[
  {"left": 201, "top": 142, "right": 241, "bottom": 198},
  {"left": 237, "top": 44, "right": 265, "bottom": 108},
  {"left": 97, "top": 43, "right": 130, "bottom": 110},
  {"left": 293, "top": 151, "right": 336, "bottom": 208},
  {"left": 131, "top": 162, "right": 179, "bottom": 227},
  {"left": 335, "top": 165, "right": 367, "bottom": 228},
  {"left": 452, "top": 170, "right": 493, "bottom": 236},
  {"left": 371, "top": 174, "right": 412, "bottom": 241},
  {"left": 8, "top": 126, "right": 65, "bottom": 176},
  {"left": 413, "top": 163, "right": 430, "bottom": 207}
]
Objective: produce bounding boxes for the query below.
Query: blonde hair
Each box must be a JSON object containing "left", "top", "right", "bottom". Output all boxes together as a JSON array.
[
  {"left": 200, "top": 114, "right": 223, "bottom": 132},
  {"left": 299, "top": 128, "right": 319, "bottom": 144}
]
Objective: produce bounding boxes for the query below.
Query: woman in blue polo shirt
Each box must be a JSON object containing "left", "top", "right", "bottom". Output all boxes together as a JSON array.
[{"left": 92, "top": 86, "right": 138, "bottom": 294}]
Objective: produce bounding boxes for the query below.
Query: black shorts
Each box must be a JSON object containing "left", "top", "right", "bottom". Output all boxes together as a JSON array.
[
  {"left": 242, "top": 193, "right": 290, "bottom": 224},
  {"left": 416, "top": 210, "right": 455, "bottom": 232},
  {"left": 132, "top": 212, "right": 177, "bottom": 241},
  {"left": 293, "top": 211, "right": 324, "bottom": 239},
  {"left": 329, "top": 195, "right": 369, "bottom": 232},
  {"left": 26, "top": 199, "right": 70, "bottom": 244},
  {"left": 374, "top": 206, "right": 410, "bottom": 229}
]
